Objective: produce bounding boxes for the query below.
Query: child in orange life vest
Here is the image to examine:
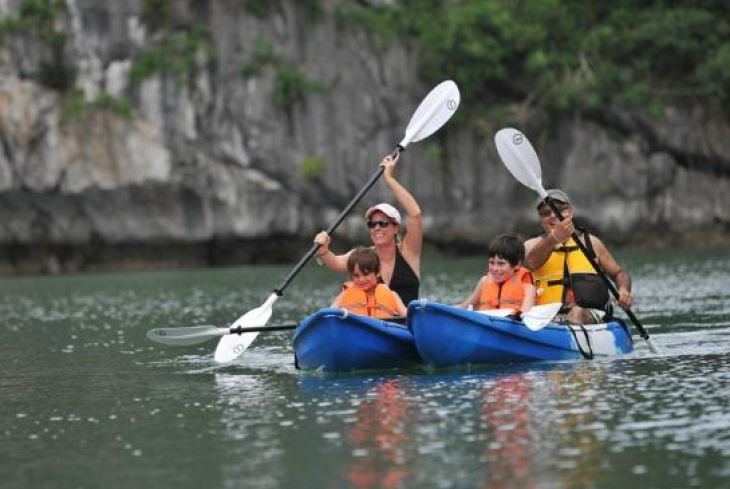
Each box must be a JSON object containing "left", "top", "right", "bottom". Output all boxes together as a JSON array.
[
  {"left": 459, "top": 234, "right": 536, "bottom": 315},
  {"left": 331, "top": 247, "right": 407, "bottom": 318}
]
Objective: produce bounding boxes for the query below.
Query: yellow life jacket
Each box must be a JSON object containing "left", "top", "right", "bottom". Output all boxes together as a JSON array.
[
  {"left": 533, "top": 232, "right": 609, "bottom": 310},
  {"left": 339, "top": 282, "right": 401, "bottom": 319},
  {"left": 476, "top": 266, "right": 532, "bottom": 313}
]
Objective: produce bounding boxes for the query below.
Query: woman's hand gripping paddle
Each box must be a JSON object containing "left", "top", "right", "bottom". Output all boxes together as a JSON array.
[
  {"left": 209, "top": 81, "right": 461, "bottom": 363},
  {"left": 494, "top": 128, "right": 661, "bottom": 354}
]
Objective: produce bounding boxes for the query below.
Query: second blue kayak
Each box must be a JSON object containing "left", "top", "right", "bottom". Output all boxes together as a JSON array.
[
  {"left": 408, "top": 301, "right": 633, "bottom": 367},
  {"left": 293, "top": 308, "right": 421, "bottom": 372}
]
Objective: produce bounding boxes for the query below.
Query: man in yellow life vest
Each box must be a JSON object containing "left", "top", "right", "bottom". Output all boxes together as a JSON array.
[
  {"left": 331, "top": 247, "right": 407, "bottom": 319},
  {"left": 524, "top": 189, "right": 634, "bottom": 325}
]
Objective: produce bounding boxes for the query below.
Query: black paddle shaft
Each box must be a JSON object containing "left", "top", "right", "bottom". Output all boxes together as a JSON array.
[
  {"left": 545, "top": 198, "right": 652, "bottom": 341},
  {"left": 272, "top": 147, "right": 403, "bottom": 296},
  {"left": 229, "top": 323, "right": 298, "bottom": 334}
]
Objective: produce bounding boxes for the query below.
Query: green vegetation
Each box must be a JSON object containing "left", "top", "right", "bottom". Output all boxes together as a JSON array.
[
  {"left": 245, "top": 0, "right": 323, "bottom": 22},
  {"left": 36, "top": 60, "right": 76, "bottom": 92},
  {"left": 240, "top": 36, "right": 329, "bottom": 108},
  {"left": 0, "top": 0, "right": 65, "bottom": 42},
  {"left": 299, "top": 155, "right": 327, "bottom": 182},
  {"left": 423, "top": 142, "right": 445, "bottom": 172},
  {"left": 0, "top": 0, "right": 75, "bottom": 91},
  {"left": 273, "top": 64, "right": 327, "bottom": 108},
  {"left": 337, "top": 1, "right": 730, "bottom": 119},
  {"left": 141, "top": 0, "right": 174, "bottom": 30},
  {"left": 334, "top": 2, "right": 400, "bottom": 47},
  {"left": 63, "top": 90, "right": 133, "bottom": 120},
  {"left": 130, "top": 27, "right": 210, "bottom": 84},
  {"left": 243, "top": 0, "right": 272, "bottom": 18},
  {"left": 240, "top": 38, "right": 280, "bottom": 78}
]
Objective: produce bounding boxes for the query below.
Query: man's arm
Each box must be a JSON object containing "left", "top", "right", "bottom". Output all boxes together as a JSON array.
[
  {"left": 524, "top": 235, "right": 556, "bottom": 270},
  {"left": 524, "top": 218, "right": 574, "bottom": 270}
]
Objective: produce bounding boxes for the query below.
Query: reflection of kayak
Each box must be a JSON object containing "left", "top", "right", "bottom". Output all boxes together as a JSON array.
[
  {"left": 408, "top": 301, "right": 633, "bottom": 368},
  {"left": 293, "top": 308, "right": 421, "bottom": 372}
]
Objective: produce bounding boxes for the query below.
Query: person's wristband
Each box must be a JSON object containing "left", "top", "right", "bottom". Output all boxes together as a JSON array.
[{"left": 549, "top": 230, "right": 559, "bottom": 243}]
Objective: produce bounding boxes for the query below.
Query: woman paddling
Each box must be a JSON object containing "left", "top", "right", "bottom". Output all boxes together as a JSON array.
[{"left": 314, "top": 153, "right": 423, "bottom": 305}]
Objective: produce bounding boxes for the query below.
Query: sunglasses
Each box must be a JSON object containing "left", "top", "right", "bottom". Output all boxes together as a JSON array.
[
  {"left": 538, "top": 204, "right": 570, "bottom": 218},
  {"left": 366, "top": 220, "right": 392, "bottom": 229}
]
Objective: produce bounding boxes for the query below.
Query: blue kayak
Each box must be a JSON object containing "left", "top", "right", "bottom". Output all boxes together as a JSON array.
[
  {"left": 408, "top": 301, "right": 633, "bottom": 367},
  {"left": 293, "top": 308, "right": 421, "bottom": 372}
]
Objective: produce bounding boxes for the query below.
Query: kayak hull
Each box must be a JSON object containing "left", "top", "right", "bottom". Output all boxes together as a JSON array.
[
  {"left": 408, "top": 301, "right": 633, "bottom": 368},
  {"left": 293, "top": 308, "right": 420, "bottom": 372}
]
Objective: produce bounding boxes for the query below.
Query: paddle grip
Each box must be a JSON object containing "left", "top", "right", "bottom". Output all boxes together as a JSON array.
[
  {"left": 389, "top": 145, "right": 405, "bottom": 158},
  {"left": 273, "top": 165, "right": 386, "bottom": 296},
  {"left": 545, "top": 198, "right": 652, "bottom": 341}
]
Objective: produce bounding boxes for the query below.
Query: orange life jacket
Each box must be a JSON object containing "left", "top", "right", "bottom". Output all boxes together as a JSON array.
[
  {"left": 339, "top": 282, "right": 401, "bottom": 319},
  {"left": 476, "top": 266, "right": 532, "bottom": 313}
]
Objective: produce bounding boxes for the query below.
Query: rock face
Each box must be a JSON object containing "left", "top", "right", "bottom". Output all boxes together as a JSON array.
[{"left": 0, "top": 1, "right": 728, "bottom": 273}]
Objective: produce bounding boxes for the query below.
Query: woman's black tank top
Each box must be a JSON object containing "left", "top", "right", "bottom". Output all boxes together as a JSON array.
[{"left": 389, "top": 247, "right": 420, "bottom": 306}]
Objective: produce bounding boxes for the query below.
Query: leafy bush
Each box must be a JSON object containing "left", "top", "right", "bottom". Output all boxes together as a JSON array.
[
  {"left": 273, "top": 64, "right": 326, "bottom": 108},
  {"left": 130, "top": 27, "right": 209, "bottom": 84},
  {"left": 0, "top": 0, "right": 75, "bottom": 91},
  {"left": 300, "top": 155, "right": 327, "bottom": 182},
  {"left": 240, "top": 38, "right": 280, "bottom": 78},
  {"left": 338, "top": 0, "right": 730, "bottom": 118},
  {"left": 245, "top": 0, "right": 323, "bottom": 21},
  {"left": 63, "top": 90, "right": 133, "bottom": 120},
  {"left": 142, "top": 0, "right": 174, "bottom": 30}
]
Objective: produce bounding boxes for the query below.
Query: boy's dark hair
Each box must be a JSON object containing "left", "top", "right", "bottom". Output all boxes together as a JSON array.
[
  {"left": 488, "top": 234, "right": 525, "bottom": 266},
  {"left": 347, "top": 247, "right": 381, "bottom": 275}
]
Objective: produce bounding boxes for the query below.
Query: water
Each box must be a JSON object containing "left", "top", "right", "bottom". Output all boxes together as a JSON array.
[{"left": 1, "top": 249, "right": 729, "bottom": 488}]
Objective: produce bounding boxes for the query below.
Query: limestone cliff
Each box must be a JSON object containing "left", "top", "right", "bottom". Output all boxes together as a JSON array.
[{"left": 0, "top": 0, "right": 727, "bottom": 273}]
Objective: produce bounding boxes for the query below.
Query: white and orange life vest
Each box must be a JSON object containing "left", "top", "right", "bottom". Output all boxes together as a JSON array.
[
  {"left": 339, "top": 282, "right": 401, "bottom": 319},
  {"left": 476, "top": 266, "right": 532, "bottom": 313}
]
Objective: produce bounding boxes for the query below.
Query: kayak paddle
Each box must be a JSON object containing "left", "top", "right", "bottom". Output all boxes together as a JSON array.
[
  {"left": 521, "top": 302, "right": 563, "bottom": 331},
  {"left": 147, "top": 322, "right": 299, "bottom": 347},
  {"left": 494, "top": 127, "right": 661, "bottom": 354},
  {"left": 210, "top": 80, "right": 461, "bottom": 363},
  {"left": 480, "top": 302, "right": 563, "bottom": 331},
  {"left": 147, "top": 315, "right": 407, "bottom": 346}
]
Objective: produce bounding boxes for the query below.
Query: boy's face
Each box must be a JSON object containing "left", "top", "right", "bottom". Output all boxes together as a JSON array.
[
  {"left": 488, "top": 255, "right": 517, "bottom": 284},
  {"left": 351, "top": 264, "right": 378, "bottom": 291}
]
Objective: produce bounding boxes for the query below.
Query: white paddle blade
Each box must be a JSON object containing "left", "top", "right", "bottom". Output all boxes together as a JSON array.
[
  {"left": 214, "top": 293, "right": 278, "bottom": 363},
  {"left": 494, "top": 128, "right": 548, "bottom": 198},
  {"left": 522, "top": 303, "right": 563, "bottom": 331},
  {"left": 476, "top": 308, "right": 516, "bottom": 317},
  {"left": 399, "top": 80, "right": 460, "bottom": 148},
  {"left": 147, "top": 325, "right": 227, "bottom": 346}
]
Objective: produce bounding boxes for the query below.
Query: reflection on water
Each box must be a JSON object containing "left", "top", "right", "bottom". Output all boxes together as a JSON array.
[
  {"left": 480, "top": 373, "right": 535, "bottom": 489},
  {"left": 343, "top": 379, "right": 411, "bottom": 488},
  {"left": 1, "top": 250, "right": 730, "bottom": 488}
]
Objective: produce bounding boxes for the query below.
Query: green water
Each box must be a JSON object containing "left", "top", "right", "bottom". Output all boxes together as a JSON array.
[{"left": 2, "top": 250, "right": 730, "bottom": 489}]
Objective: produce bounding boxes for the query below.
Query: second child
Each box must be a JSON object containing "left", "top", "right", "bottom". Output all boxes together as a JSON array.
[
  {"left": 331, "top": 247, "right": 408, "bottom": 318},
  {"left": 459, "top": 234, "right": 536, "bottom": 315}
]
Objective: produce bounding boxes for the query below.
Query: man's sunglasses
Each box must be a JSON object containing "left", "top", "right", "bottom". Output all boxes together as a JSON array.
[
  {"left": 366, "top": 220, "right": 393, "bottom": 229},
  {"left": 538, "top": 204, "right": 570, "bottom": 218}
]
